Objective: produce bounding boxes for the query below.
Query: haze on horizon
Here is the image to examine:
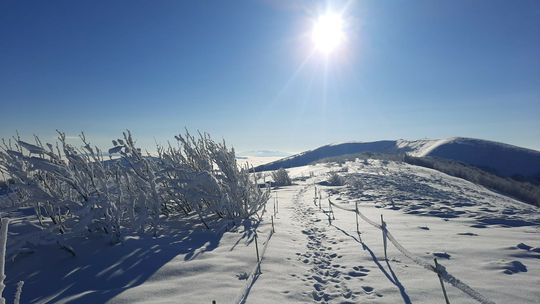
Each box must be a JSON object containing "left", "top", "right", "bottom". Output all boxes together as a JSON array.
[{"left": 1, "top": 0, "right": 539, "bottom": 153}]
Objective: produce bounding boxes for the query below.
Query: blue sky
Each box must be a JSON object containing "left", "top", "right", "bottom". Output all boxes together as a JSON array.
[{"left": 1, "top": 0, "right": 539, "bottom": 153}]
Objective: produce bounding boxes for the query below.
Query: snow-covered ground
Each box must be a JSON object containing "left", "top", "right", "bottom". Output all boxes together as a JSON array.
[{"left": 4, "top": 159, "right": 540, "bottom": 303}]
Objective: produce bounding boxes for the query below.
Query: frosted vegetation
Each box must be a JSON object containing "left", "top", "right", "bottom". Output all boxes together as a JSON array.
[
  {"left": 271, "top": 168, "right": 292, "bottom": 186},
  {"left": 0, "top": 131, "right": 269, "bottom": 249}
]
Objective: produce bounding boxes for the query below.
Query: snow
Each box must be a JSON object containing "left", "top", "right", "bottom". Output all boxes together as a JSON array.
[{"left": 3, "top": 159, "right": 540, "bottom": 303}]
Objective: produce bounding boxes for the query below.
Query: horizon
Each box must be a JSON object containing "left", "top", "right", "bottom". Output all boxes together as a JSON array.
[{"left": 1, "top": 0, "right": 539, "bottom": 152}]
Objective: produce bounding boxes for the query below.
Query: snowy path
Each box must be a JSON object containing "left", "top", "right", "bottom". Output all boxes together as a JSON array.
[
  {"left": 246, "top": 172, "right": 540, "bottom": 304},
  {"left": 247, "top": 183, "right": 406, "bottom": 303}
]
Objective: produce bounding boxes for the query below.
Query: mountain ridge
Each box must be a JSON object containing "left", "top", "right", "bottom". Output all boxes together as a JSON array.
[{"left": 254, "top": 137, "right": 540, "bottom": 178}]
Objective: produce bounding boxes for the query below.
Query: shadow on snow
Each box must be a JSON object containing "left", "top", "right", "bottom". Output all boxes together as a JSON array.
[{"left": 5, "top": 215, "right": 259, "bottom": 304}]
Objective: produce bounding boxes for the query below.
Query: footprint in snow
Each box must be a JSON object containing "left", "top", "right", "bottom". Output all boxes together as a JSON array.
[
  {"left": 515, "top": 243, "right": 532, "bottom": 251},
  {"left": 471, "top": 224, "right": 487, "bottom": 228},
  {"left": 347, "top": 270, "right": 368, "bottom": 277},
  {"left": 457, "top": 232, "right": 478, "bottom": 236},
  {"left": 502, "top": 261, "right": 528, "bottom": 275},
  {"left": 361, "top": 286, "right": 374, "bottom": 293},
  {"left": 485, "top": 260, "right": 528, "bottom": 275},
  {"left": 433, "top": 252, "right": 451, "bottom": 259}
]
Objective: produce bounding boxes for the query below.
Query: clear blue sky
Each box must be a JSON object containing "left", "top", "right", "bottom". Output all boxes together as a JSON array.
[{"left": 1, "top": 0, "right": 539, "bottom": 153}]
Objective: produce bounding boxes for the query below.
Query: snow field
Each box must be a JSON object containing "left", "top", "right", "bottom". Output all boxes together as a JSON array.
[{"left": 3, "top": 158, "right": 540, "bottom": 303}]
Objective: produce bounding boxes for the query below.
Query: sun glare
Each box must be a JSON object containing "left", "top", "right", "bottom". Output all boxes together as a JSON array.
[{"left": 311, "top": 12, "right": 345, "bottom": 55}]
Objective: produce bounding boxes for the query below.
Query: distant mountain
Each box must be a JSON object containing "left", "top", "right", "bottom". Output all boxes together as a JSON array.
[
  {"left": 237, "top": 150, "right": 292, "bottom": 157},
  {"left": 254, "top": 137, "right": 540, "bottom": 179}
]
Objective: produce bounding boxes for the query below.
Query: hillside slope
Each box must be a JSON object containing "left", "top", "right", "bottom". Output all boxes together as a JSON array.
[{"left": 254, "top": 137, "right": 540, "bottom": 178}]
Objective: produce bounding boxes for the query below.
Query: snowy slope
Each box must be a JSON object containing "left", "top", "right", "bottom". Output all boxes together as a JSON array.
[
  {"left": 412, "top": 137, "right": 540, "bottom": 177},
  {"left": 4, "top": 159, "right": 540, "bottom": 303},
  {"left": 254, "top": 137, "right": 540, "bottom": 178}
]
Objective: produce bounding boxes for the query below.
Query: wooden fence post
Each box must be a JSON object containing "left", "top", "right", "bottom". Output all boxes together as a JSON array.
[
  {"left": 273, "top": 196, "right": 276, "bottom": 217},
  {"left": 254, "top": 233, "right": 260, "bottom": 263},
  {"left": 355, "top": 202, "right": 360, "bottom": 235},
  {"left": 381, "top": 214, "right": 387, "bottom": 260},
  {"left": 276, "top": 194, "right": 279, "bottom": 214},
  {"left": 434, "top": 258, "right": 450, "bottom": 304},
  {"left": 327, "top": 199, "right": 332, "bottom": 225}
]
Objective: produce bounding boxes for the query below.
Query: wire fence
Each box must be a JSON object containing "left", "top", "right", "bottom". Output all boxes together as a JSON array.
[
  {"left": 234, "top": 188, "right": 289, "bottom": 304},
  {"left": 327, "top": 199, "right": 496, "bottom": 304},
  {"left": 234, "top": 228, "right": 274, "bottom": 304}
]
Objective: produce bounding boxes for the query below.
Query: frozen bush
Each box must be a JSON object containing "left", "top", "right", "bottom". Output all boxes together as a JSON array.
[
  {"left": 0, "top": 130, "right": 269, "bottom": 255},
  {"left": 271, "top": 168, "right": 291, "bottom": 186},
  {"left": 327, "top": 172, "right": 345, "bottom": 186}
]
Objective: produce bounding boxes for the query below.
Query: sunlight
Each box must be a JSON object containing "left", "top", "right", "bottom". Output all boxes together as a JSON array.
[{"left": 311, "top": 12, "right": 345, "bottom": 55}]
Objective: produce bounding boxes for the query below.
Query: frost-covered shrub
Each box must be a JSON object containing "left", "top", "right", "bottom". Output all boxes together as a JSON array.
[
  {"left": 155, "top": 131, "right": 269, "bottom": 221},
  {"left": 0, "top": 130, "right": 269, "bottom": 255},
  {"left": 327, "top": 172, "right": 345, "bottom": 186},
  {"left": 0, "top": 132, "right": 126, "bottom": 242},
  {"left": 271, "top": 168, "right": 291, "bottom": 186}
]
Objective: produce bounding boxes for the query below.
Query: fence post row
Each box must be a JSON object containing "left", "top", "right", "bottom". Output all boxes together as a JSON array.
[
  {"left": 434, "top": 258, "right": 451, "bottom": 304},
  {"left": 335, "top": 198, "right": 493, "bottom": 304}
]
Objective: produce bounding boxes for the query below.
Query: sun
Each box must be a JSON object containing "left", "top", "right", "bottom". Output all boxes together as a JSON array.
[{"left": 311, "top": 12, "right": 346, "bottom": 55}]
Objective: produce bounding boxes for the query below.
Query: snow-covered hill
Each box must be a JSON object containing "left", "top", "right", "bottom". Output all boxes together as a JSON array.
[{"left": 255, "top": 137, "right": 540, "bottom": 178}]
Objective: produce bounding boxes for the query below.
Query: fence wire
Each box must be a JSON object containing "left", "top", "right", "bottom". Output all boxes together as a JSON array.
[
  {"left": 235, "top": 228, "right": 274, "bottom": 304},
  {"left": 328, "top": 199, "right": 496, "bottom": 304}
]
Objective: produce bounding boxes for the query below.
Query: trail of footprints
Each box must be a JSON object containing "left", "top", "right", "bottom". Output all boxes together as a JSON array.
[{"left": 289, "top": 186, "right": 377, "bottom": 303}]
